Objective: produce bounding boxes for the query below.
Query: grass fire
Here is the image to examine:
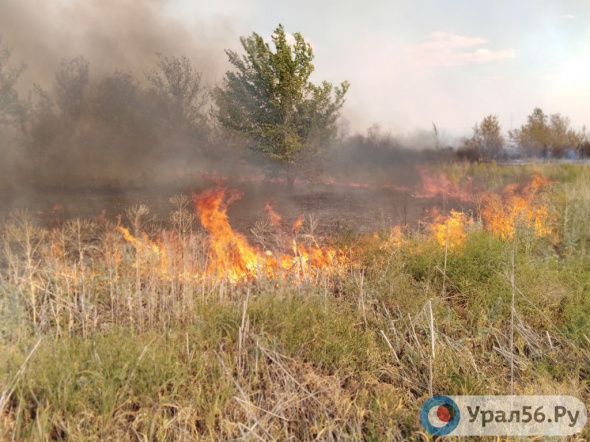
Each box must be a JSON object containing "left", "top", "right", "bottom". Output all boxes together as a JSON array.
[
  {"left": 2, "top": 161, "right": 590, "bottom": 440},
  {"left": 1, "top": 4, "right": 590, "bottom": 440}
]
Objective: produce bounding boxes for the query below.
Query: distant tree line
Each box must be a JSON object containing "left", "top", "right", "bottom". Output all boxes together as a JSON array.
[
  {"left": 2, "top": 26, "right": 590, "bottom": 193},
  {"left": 0, "top": 26, "right": 352, "bottom": 191},
  {"left": 0, "top": 45, "right": 224, "bottom": 190},
  {"left": 509, "top": 108, "right": 589, "bottom": 159},
  {"left": 457, "top": 109, "right": 589, "bottom": 162}
]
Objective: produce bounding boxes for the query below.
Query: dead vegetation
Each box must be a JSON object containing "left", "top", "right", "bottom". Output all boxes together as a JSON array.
[{"left": 1, "top": 163, "right": 590, "bottom": 440}]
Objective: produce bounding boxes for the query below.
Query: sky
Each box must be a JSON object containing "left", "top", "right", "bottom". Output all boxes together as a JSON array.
[
  {"left": 169, "top": 0, "right": 590, "bottom": 138},
  {"left": 2, "top": 0, "right": 589, "bottom": 140}
]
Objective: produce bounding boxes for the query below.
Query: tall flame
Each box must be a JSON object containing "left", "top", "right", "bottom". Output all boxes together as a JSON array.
[
  {"left": 264, "top": 202, "right": 282, "bottom": 227},
  {"left": 481, "top": 173, "right": 552, "bottom": 239},
  {"left": 430, "top": 210, "right": 471, "bottom": 249},
  {"left": 193, "top": 188, "right": 268, "bottom": 281},
  {"left": 193, "top": 187, "right": 342, "bottom": 283}
]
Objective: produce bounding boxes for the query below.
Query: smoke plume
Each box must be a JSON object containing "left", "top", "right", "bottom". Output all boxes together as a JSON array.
[{"left": 0, "top": 0, "right": 232, "bottom": 88}]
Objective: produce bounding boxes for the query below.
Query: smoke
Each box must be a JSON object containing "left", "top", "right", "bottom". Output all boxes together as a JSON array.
[
  {"left": 0, "top": 0, "right": 232, "bottom": 89},
  {"left": 0, "top": 1, "right": 459, "bottom": 230},
  {"left": 0, "top": 0, "right": 249, "bottom": 193}
]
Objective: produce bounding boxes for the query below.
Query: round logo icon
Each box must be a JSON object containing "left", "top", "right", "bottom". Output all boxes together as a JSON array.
[{"left": 420, "top": 395, "right": 461, "bottom": 436}]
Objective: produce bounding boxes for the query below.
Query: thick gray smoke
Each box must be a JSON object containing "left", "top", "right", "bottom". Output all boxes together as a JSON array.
[
  {"left": 0, "top": 1, "right": 455, "bottom": 228},
  {"left": 0, "top": 0, "right": 254, "bottom": 196},
  {"left": 0, "top": 0, "right": 231, "bottom": 88}
]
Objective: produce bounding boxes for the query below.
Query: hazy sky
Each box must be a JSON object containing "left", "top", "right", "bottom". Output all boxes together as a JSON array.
[
  {"left": 2, "top": 0, "right": 588, "bottom": 138},
  {"left": 169, "top": 0, "right": 590, "bottom": 137}
]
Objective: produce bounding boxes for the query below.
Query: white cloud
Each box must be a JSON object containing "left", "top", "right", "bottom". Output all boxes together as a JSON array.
[
  {"left": 406, "top": 31, "right": 516, "bottom": 67},
  {"left": 563, "top": 13, "right": 577, "bottom": 20},
  {"left": 418, "top": 31, "right": 488, "bottom": 50},
  {"left": 457, "top": 48, "right": 516, "bottom": 63}
]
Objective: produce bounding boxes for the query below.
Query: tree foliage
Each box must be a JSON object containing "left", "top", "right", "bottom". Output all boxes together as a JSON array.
[
  {"left": 0, "top": 37, "right": 28, "bottom": 190},
  {"left": 94, "top": 70, "right": 142, "bottom": 130},
  {"left": 458, "top": 114, "right": 504, "bottom": 161},
  {"left": 0, "top": 36, "right": 27, "bottom": 127},
  {"left": 214, "top": 24, "right": 349, "bottom": 177},
  {"left": 14, "top": 53, "right": 216, "bottom": 188},
  {"left": 146, "top": 54, "right": 207, "bottom": 132},
  {"left": 509, "top": 107, "right": 587, "bottom": 157},
  {"left": 54, "top": 56, "right": 89, "bottom": 120}
]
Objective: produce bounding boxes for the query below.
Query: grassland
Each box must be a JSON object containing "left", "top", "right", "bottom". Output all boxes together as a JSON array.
[{"left": 1, "top": 163, "right": 590, "bottom": 440}]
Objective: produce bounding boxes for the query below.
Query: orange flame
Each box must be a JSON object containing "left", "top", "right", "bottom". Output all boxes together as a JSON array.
[
  {"left": 117, "top": 226, "right": 164, "bottom": 256},
  {"left": 193, "top": 187, "right": 342, "bottom": 283},
  {"left": 413, "top": 166, "right": 473, "bottom": 201},
  {"left": 429, "top": 210, "right": 471, "bottom": 249},
  {"left": 117, "top": 226, "right": 170, "bottom": 274},
  {"left": 481, "top": 173, "right": 552, "bottom": 240},
  {"left": 380, "top": 225, "right": 404, "bottom": 249},
  {"left": 264, "top": 202, "right": 282, "bottom": 227},
  {"left": 192, "top": 188, "right": 266, "bottom": 281},
  {"left": 292, "top": 216, "right": 303, "bottom": 234}
]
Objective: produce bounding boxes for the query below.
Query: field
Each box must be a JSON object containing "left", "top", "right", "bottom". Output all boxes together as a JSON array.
[{"left": 1, "top": 162, "right": 590, "bottom": 440}]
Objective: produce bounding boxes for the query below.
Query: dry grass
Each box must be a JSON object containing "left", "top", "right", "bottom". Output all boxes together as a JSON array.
[{"left": 1, "top": 164, "right": 590, "bottom": 440}]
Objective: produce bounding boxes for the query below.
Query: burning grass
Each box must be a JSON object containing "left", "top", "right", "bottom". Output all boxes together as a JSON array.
[
  {"left": 1, "top": 164, "right": 590, "bottom": 440},
  {"left": 481, "top": 172, "right": 553, "bottom": 240},
  {"left": 193, "top": 187, "right": 344, "bottom": 283}
]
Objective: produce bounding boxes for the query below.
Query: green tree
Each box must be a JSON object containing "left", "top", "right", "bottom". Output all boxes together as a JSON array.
[
  {"left": 509, "top": 107, "right": 550, "bottom": 157},
  {"left": 547, "top": 113, "right": 585, "bottom": 157},
  {"left": 94, "top": 70, "right": 142, "bottom": 131},
  {"left": 478, "top": 115, "right": 504, "bottom": 159},
  {"left": 20, "top": 56, "right": 89, "bottom": 165},
  {"left": 458, "top": 114, "right": 504, "bottom": 161},
  {"left": 0, "top": 36, "right": 27, "bottom": 127},
  {"left": 146, "top": 54, "right": 207, "bottom": 133},
  {"left": 0, "top": 37, "right": 27, "bottom": 191},
  {"left": 510, "top": 108, "right": 586, "bottom": 157},
  {"left": 214, "top": 24, "right": 349, "bottom": 189},
  {"left": 54, "top": 56, "right": 89, "bottom": 120},
  {"left": 92, "top": 70, "right": 154, "bottom": 164}
]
